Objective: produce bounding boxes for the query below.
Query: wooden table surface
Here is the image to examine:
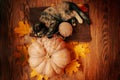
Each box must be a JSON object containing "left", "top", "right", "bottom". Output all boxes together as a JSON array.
[{"left": 0, "top": 0, "right": 120, "bottom": 80}]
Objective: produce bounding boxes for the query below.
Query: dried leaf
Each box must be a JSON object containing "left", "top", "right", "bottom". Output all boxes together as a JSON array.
[
  {"left": 13, "top": 21, "right": 35, "bottom": 66},
  {"left": 37, "top": 75, "right": 44, "bottom": 80},
  {"left": 65, "top": 60, "right": 80, "bottom": 76},
  {"left": 30, "top": 69, "right": 48, "bottom": 80},
  {"left": 30, "top": 69, "right": 38, "bottom": 78},
  {"left": 14, "top": 21, "right": 31, "bottom": 37},
  {"left": 74, "top": 43, "right": 90, "bottom": 59},
  {"left": 67, "top": 42, "right": 90, "bottom": 59},
  {"left": 65, "top": 42, "right": 90, "bottom": 76},
  {"left": 37, "top": 75, "right": 48, "bottom": 80}
]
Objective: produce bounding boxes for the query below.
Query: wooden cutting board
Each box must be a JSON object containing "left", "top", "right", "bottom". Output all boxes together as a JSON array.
[{"left": 29, "top": 7, "right": 91, "bottom": 42}]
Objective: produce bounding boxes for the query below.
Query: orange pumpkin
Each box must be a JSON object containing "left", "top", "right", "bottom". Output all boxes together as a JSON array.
[{"left": 28, "top": 36, "right": 71, "bottom": 77}]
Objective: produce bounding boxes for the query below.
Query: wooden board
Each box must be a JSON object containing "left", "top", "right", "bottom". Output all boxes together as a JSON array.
[
  {"left": 29, "top": 7, "right": 91, "bottom": 42},
  {"left": 0, "top": 0, "right": 120, "bottom": 80}
]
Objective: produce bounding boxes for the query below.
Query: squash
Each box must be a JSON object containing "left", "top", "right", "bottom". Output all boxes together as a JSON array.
[
  {"left": 28, "top": 36, "right": 71, "bottom": 77},
  {"left": 59, "top": 22, "right": 73, "bottom": 37}
]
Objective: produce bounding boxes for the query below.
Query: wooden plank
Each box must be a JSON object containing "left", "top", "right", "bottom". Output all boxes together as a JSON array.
[{"left": 84, "top": 0, "right": 120, "bottom": 80}]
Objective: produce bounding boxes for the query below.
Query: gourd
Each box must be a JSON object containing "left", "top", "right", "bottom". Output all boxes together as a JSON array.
[
  {"left": 59, "top": 22, "right": 73, "bottom": 37},
  {"left": 28, "top": 36, "right": 71, "bottom": 77}
]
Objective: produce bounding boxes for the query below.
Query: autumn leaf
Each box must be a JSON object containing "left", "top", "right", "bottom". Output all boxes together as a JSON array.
[
  {"left": 37, "top": 75, "right": 44, "bottom": 80},
  {"left": 13, "top": 21, "right": 36, "bottom": 66},
  {"left": 30, "top": 69, "right": 48, "bottom": 80},
  {"left": 30, "top": 69, "right": 38, "bottom": 78},
  {"left": 14, "top": 21, "right": 31, "bottom": 37},
  {"left": 67, "top": 42, "right": 90, "bottom": 59},
  {"left": 65, "top": 42, "right": 90, "bottom": 76},
  {"left": 65, "top": 60, "right": 80, "bottom": 76},
  {"left": 37, "top": 75, "right": 48, "bottom": 80},
  {"left": 74, "top": 43, "right": 90, "bottom": 59}
]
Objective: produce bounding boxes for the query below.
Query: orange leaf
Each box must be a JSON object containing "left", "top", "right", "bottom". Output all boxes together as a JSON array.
[{"left": 14, "top": 21, "right": 31, "bottom": 37}]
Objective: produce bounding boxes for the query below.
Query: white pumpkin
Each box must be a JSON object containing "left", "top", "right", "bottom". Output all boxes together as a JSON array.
[
  {"left": 28, "top": 36, "right": 71, "bottom": 77},
  {"left": 59, "top": 22, "right": 73, "bottom": 37}
]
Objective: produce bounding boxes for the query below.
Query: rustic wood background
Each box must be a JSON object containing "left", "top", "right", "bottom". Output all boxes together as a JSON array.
[{"left": 0, "top": 0, "right": 120, "bottom": 80}]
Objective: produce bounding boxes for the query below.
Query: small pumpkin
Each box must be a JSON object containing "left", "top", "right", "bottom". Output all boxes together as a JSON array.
[
  {"left": 28, "top": 36, "right": 71, "bottom": 77},
  {"left": 59, "top": 22, "right": 73, "bottom": 37}
]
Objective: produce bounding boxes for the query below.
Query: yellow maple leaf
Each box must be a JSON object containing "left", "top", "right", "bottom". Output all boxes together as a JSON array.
[
  {"left": 13, "top": 21, "right": 36, "bottom": 66},
  {"left": 37, "top": 75, "right": 48, "bottom": 80},
  {"left": 30, "top": 69, "right": 48, "bottom": 80},
  {"left": 37, "top": 75, "right": 44, "bottom": 80},
  {"left": 74, "top": 43, "right": 90, "bottom": 59},
  {"left": 65, "top": 60, "right": 80, "bottom": 76},
  {"left": 14, "top": 21, "right": 31, "bottom": 37},
  {"left": 67, "top": 42, "right": 90, "bottom": 59},
  {"left": 30, "top": 69, "right": 38, "bottom": 78}
]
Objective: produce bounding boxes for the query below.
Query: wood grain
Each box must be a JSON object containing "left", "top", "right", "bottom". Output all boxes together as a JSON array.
[{"left": 0, "top": 0, "right": 120, "bottom": 80}]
